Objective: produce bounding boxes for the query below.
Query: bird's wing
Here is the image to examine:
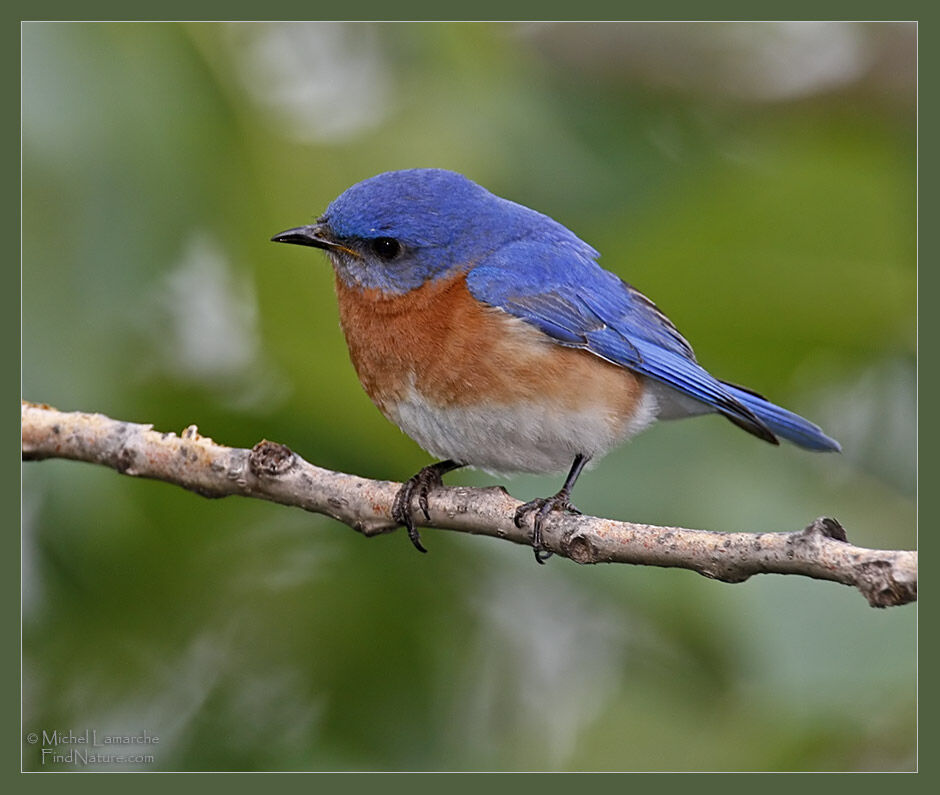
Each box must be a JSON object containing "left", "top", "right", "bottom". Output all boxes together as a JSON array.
[{"left": 466, "top": 238, "right": 778, "bottom": 443}]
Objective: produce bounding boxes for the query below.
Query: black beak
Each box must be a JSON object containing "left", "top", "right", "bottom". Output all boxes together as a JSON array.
[{"left": 271, "top": 223, "right": 335, "bottom": 250}]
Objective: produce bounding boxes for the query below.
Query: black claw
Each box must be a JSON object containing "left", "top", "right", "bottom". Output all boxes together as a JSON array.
[
  {"left": 514, "top": 493, "right": 580, "bottom": 563},
  {"left": 391, "top": 479, "right": 427, "bottom": 553},
  {"left": 418, "top": 491, "right": 431, "bottom": 521},
  {"left": 391, "top": 460, "right": 462, "bottom": 554},
  {"left": 514, "top": 454, "right": 590, "bottom": 564},
  {"left": 406, "top": 522, "right": 428, "bottom": 554}
]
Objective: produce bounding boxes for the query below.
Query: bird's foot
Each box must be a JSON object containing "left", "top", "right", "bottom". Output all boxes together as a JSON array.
[
  {"left": 391, "top": 460, "right": 461, "bottom": 553},
  {"left": 514, "top": 492, "right": 582, "bottom": 564}
]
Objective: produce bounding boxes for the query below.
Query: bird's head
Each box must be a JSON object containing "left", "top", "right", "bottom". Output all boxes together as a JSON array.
[{"left": 272, "top": 168, "right": 584, "bottom": 293}]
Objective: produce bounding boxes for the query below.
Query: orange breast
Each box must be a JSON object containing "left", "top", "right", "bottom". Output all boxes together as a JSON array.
[{"left": 334, "top": 271, "right": 645, "bottom": 436}]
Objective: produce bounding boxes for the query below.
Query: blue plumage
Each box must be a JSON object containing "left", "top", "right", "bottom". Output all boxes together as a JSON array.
[
  {"left": 467, "top": 237, "right": 839, "bottom": 451},
  {"left": 274, "top": 168, "right": 841, "bottom": 558},
  {"left": 719, "top": 383, "right": 841, "bottom": 452},
  {"left": 291, "top": 168, "right": 840, "bottom": 453}
]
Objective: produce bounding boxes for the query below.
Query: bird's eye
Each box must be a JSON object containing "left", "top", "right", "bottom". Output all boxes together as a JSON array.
[{"left": 370, "top": 237, "right": 401, "bottom": 260}]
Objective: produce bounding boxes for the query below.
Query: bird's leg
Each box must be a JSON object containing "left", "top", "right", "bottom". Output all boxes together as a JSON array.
[
  {"left": 514, "top": 454, "right": 589, "bottom": 564},
  {"left": 392, "top": 459, "right": 463, "bottom": 553}
]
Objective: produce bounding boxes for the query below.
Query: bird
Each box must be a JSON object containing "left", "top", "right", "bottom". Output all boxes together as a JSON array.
[{"left": 272, "top": 168, "right": 840, "bottom": 562}]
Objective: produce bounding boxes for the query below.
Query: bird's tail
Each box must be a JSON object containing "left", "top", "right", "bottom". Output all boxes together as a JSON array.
[{"left": 720, "top": 381, "right": 841, "bottom": 452}]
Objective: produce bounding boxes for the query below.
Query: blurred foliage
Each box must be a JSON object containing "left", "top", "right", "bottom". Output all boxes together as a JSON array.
[{"left": 22, "top": 22, "right": 915, "bottom": 771}]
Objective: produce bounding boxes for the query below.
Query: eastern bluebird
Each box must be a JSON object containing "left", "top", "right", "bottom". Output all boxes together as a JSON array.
[{"left": 273, "top": 168, "right": 840, "bottom": 562}]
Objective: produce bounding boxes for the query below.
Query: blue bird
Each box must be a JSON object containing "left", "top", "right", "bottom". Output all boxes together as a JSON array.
[{"left": 273, "top": 168, "right": 840, "bottom": 561}]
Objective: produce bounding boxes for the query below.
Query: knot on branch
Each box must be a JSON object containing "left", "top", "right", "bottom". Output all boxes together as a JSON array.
[
  {"left": 801, "top": 516, "right": 848, "bottom": 542},
  {"left": 561, "top": 524, "right": 602, "bottom": 564},
  {"left": 858, "top": 559, "right": 917, "bottom": 608},
  {"left": 250, "top": 440, "right": 297, "bottom": 477}
]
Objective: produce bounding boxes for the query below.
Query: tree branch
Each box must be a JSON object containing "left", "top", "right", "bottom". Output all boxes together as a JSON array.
[{"left": 21, "top": 401, "right": 916, "bottom": 608}]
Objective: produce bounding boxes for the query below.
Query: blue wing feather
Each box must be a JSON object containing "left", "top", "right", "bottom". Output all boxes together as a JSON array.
[
  {"left": 467, "top": 238, "right": 838, "bottom": 451},
  {"left": 721, "top": 382, "right": 841, "bottom": 452}
]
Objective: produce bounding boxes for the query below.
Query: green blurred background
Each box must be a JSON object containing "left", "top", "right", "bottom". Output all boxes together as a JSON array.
[{"left": 21, "top": 22, "right": 915, "bottom": 771}]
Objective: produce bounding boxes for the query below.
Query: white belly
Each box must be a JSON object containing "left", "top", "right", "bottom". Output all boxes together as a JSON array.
[{"left": 388, "top": 382, "right": 662, "bottom": 474}]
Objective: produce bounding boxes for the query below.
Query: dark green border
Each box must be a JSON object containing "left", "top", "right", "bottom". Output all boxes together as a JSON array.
[{"left": 10, "top": 4, "right": 928, "bottom": 791}]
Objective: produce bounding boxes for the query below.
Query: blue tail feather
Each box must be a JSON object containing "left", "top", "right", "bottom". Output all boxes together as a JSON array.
[{"left": 721, "top": 382, "right": 841, "bottom": 453}]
